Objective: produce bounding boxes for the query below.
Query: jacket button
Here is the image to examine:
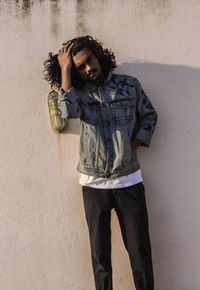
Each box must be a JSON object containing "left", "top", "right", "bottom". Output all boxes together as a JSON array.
[
  {"left": 104, "top": 121, "right": 110, "bottom": 126},
  {"left": 105, "top": 173, "right": 110, "bottom": 177}
]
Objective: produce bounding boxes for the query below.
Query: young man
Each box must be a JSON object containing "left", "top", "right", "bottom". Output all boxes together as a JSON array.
[{"left": 44, "top": 35, "right": 157, "bottom": 290}]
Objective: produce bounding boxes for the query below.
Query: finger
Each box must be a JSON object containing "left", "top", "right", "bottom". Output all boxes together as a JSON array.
[
  {"left": 63, "top": 45, "right": 67, "bottom": 53},
  {"left": 62, "top": 40, "right": 71, "bottom": 46},
  {"left": 59, "top": 40, "right": 71, "bottom": 52},
  {"left": 63, "top": 41, "right": 71, "bottom": 51},
  {"left": 66, "top": 43, "right": 74, "bottom": 54},
  {"left": 63, "top": 42, "right": 73, "bottom": 54},
  {"left": 64, "top": 41, "right": 72, "bottom": 50}
]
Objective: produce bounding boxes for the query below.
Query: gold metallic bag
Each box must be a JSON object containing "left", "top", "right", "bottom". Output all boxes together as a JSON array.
[{"left": 47, "top": 90, "right": 66, "bottom": 132}]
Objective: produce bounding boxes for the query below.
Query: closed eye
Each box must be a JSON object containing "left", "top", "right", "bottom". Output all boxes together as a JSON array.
[{"left": 77, "top": 56, "right": 92, "bottom": 71}]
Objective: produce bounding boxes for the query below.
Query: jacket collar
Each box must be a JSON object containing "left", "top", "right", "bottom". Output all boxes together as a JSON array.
[{"left": 85, "top": 72, "right": 113, "bottom": 92}]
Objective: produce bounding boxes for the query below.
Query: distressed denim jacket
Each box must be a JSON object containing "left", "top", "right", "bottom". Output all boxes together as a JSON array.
[{"left": 58, "top": 73, "right": 157, "bottom": 178}]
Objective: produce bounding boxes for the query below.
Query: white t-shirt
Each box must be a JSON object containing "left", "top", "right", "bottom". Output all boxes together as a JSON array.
[{"left": 79, "top": 169, "right": 143, "bottom": 189}]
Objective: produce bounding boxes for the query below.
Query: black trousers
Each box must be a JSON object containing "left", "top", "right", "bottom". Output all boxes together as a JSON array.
[{"left": 82, "top": 182, "right": 154, "bottom": 290}]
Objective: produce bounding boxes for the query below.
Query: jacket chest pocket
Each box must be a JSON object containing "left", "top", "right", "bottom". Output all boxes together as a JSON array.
[
  {"left": 81, "top": 102, "right": 100, "bottom": 125},
  {"left": 110, "top": 98, "right": 136, "bottom": 126}
]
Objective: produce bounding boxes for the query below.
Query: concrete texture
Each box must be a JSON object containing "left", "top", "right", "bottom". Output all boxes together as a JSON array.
[{"left": 0, "top": 0, "right": 200, "bottom": 289}]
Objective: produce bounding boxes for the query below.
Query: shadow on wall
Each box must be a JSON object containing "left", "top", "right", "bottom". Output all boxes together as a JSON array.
[
  {"left": 117, "top": 62, "right": 200, "bottom": 290},
  {"left": 63, "top": 61, "right": 200, "bottom": 140},
  {"left": 62, "top": 61, "right": 200, "bottom": 290}
]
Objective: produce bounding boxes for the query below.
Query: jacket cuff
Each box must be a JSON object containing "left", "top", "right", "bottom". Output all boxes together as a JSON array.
[
  {"left": 135, "top": 128, "right": 152, "bottom": 147},
  {"left": 57, "top": 87, "right": 79, "bottom": 119},
  {"left": 58, "top": 87, "right": 79, "bottom": 104}
]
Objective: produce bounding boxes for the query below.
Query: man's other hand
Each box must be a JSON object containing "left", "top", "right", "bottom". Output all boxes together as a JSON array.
[{"left": 131, "top": 139, "right": 142, "bottom": 153}]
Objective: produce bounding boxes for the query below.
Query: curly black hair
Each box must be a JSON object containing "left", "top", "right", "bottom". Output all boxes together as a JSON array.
[{"left": 43, "top": 35, "right": 116, "bottom": 89}]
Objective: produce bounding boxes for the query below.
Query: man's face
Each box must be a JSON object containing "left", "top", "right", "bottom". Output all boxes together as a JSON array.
[{"left": 72, "top": 48, "right": 103, "bottom": 84}]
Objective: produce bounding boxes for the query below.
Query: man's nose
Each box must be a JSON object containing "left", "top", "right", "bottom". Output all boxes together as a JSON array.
[{"left": 86, "top": 64, "right": 92, "bottom": 73}]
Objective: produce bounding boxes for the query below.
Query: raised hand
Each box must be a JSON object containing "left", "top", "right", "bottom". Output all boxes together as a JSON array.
[
  {"left": 57, "top": 42, "right": 74, "bottom": 91},
  {"left": 57, "top": 42, "right": 74, "bottom": 71}
]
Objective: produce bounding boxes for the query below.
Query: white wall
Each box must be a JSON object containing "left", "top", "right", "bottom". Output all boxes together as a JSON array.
[{"left": 0, "top": 1, "right": 200, "bottom": 289}]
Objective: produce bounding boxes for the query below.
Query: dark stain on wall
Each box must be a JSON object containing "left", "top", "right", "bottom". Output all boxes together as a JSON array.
[
  {"left": 50, "top": 0, "right": 61, "bottom": 36},
  {"left": 22, "top": 0, "right": 32, "bottom": 15},
  {"left": 0, "top": 0, "right": 33, "bottom": 17},
  {"left": 76, "top": 0, "right": 88, "bottom": 35},
  {"left": 141, "top": 0, "right": 170, "bottom": 9},
  {"left": 0, "top": 0, "right": 172, "bottom": 21},
  {"left": 135, "top": 0, "right": 172, "bottom": 22}
]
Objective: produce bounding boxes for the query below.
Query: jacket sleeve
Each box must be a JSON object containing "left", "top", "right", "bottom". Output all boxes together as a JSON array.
[
  {"left": 57, "top": 87, "right": 82, "bottom": 119},
  {"left": 133, "top": 78, "right": 157, "bottom": 147}
]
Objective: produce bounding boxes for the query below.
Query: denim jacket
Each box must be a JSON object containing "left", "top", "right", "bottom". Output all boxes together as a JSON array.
[{"left": 58, "top": 73, "right": 157, "bottom": 178}]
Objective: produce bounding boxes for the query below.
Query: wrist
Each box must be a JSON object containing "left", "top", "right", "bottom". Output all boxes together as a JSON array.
[
  {"left": 61, "top": 66, "right": 72, "bottom": 92},
  {"left": 61, "top": 64, "right": 71, "bottom": 73}
]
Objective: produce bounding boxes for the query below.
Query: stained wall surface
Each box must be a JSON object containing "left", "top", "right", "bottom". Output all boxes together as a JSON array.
[{"left": 0, "top": 1, "right": 200, "bottom": 289}]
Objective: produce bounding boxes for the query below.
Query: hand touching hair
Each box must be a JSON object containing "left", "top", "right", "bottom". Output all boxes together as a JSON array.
[{"left": 43, "top": 35, "right": 116, "bottom": 89}]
